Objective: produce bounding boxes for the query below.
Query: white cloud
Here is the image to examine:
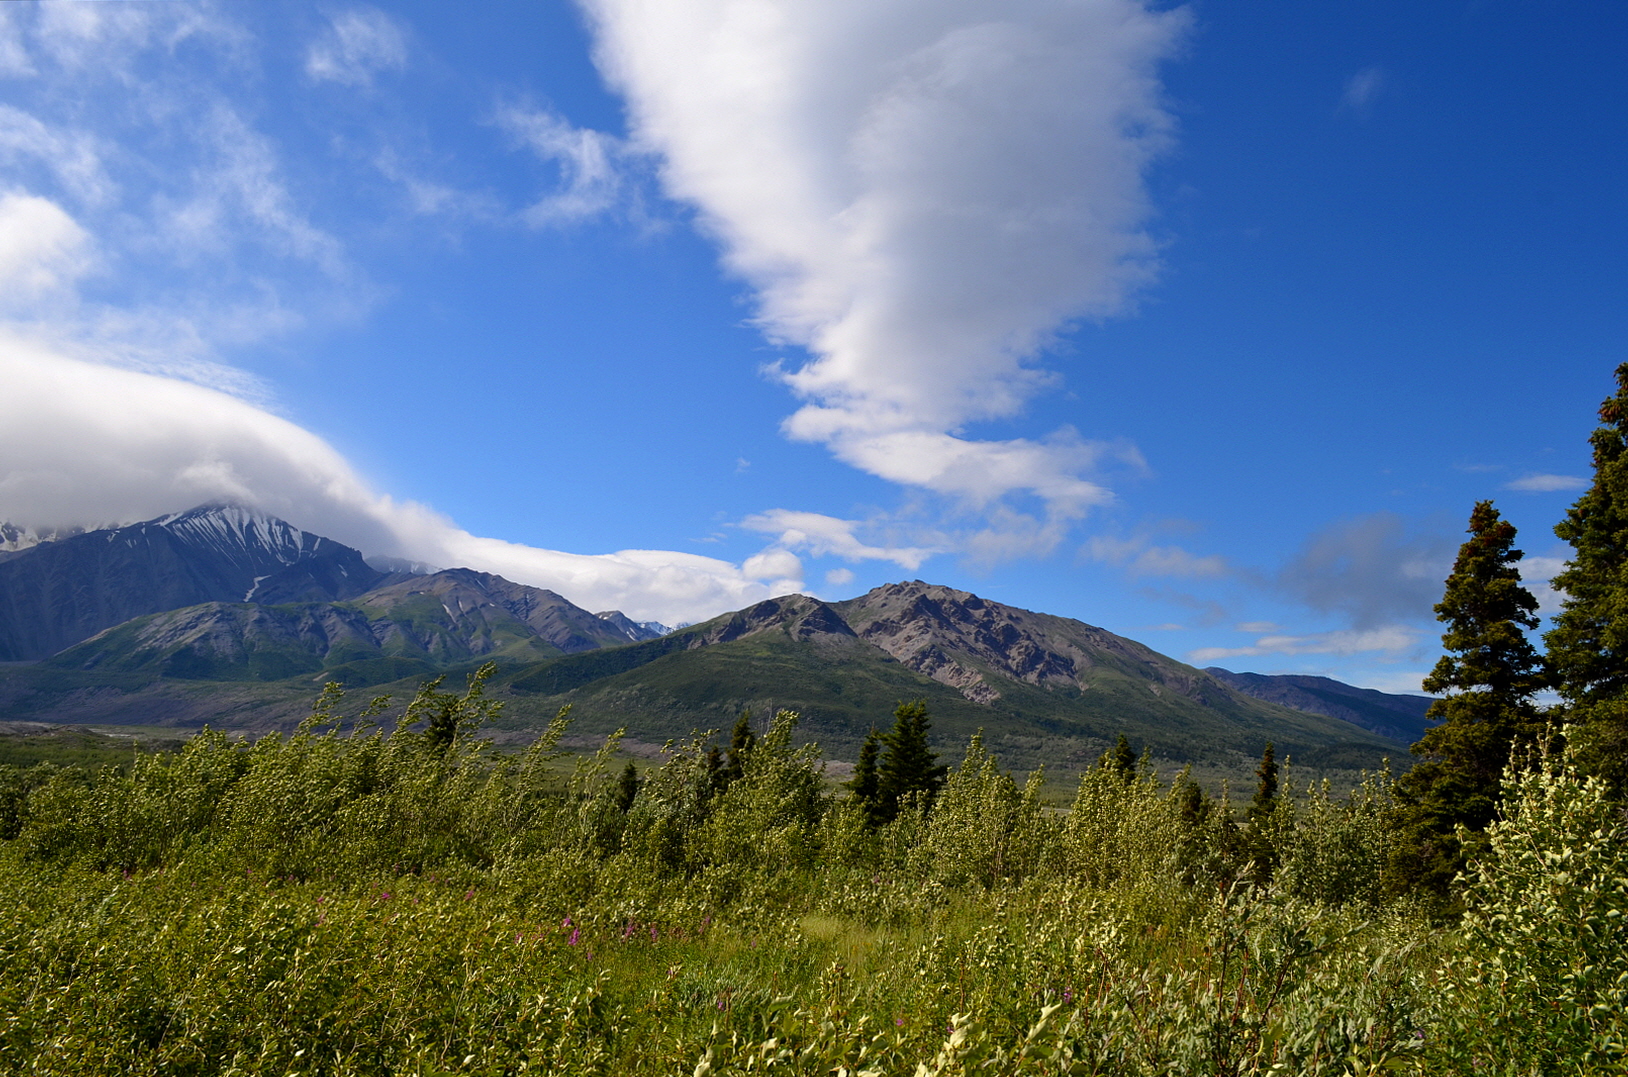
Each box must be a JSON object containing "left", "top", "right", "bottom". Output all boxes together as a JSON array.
[
  {"left": 825, "top": 567, "right": 855, "bottom": 587},
  {"left": 156, "top": 104, "right": 348, "bottom": 280},
  {"left": 1088, "top": 534, "right": 1229, "bottom": 579},
  {"left": 494, "top": 104, "right": 630, "bottom": 225},
  {"left": 0, "top": 7, "right": 34, "bottom": 77},
  {"left": 741, "top": 508, "right": 939, "bottom": 569},
  {"left": 1235, "top": 621, "right": 1280, "bottom": 633},
  {"left": 580, "top": 0, "right": 1186, "bottom": 535},
  {"left": 305, "top": 7, "right": 408, "bottom": 88},
  {"left": 1341, "top": 66, "right": 1386, "bottom": 110},
  {"left": 0, "top": 104, "right": 112, "bottom": 206},
  {"left": 1505, "top": 473, "right": 1588, "bottom": 493},
  {"left": 1188, "top": 625, "right": 1421, "bottom": 665},
  {"left": 741, "top": 547, "right": 803, "bottom": 584},
  {"left": 0, "top": 191, "right": 92, "bottom": 303},
  {"left": 0, "top": 340, "right": 803, "bottom": 626},
  {"left": 1522, "top": 552, "right": 1569, "bottom": 615}
]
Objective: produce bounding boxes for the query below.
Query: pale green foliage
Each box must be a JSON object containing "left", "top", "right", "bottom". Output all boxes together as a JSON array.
[
  {"left": 1271, "top": 768, "right": 1396, "bottom": 909},
  {"left": 915, "top": 732, "right": 1051, "bottom": 889},
  {"left": 1059, "top": 755, "right": 1185, "bottom": 895},
  {"left": 0, "top": 683, "right": 1620, "bottom": 1074},
  {"left": 1431, "top": 758, "right": 1628, "bottom": 1070}
]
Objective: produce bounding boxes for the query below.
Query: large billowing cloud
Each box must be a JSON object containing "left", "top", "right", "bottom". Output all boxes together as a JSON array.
[
  {"left": 0, "top": 5, "right": 803, "bottom": 627},
  {"left": 0, "top": 336, "right": 800, "bottom": 625},
  {"left": 580, "top": 0, "right": 1187, "bottom": 547}
]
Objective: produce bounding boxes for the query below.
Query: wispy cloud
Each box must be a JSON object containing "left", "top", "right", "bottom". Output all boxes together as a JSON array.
[
  {"left": 1189, "top": 624, "right": 1421, "bottom": 665},
  {"left": 1505, "top": 473, "right": 1588, "bottom": 493},
  {"left": 581, "top": 0, "right": 1187, "bottom": 548},
  {"left": 1278, "top": 513, "right": 1453, "bottom": 629},
  {"left": 1088, "top": 534, "right": 1230, "bottom": 579},
  {"left": 0, "top": 104, "right": 113, "bottom": 206},
  {"left": 305, "top": 7, "right": 408, "bottom": 88},
  {"left": 741, "top": 509, "right": 939, "bottom": 570},
  {"left": 1341, "top": 66, "right": 1387, "bottom": 110},
  {"left": 0, "top": 6, "right": 34, "bottom": 77},
  {"left": 494, "top": 104, "right": 633, "bottom": 226}
]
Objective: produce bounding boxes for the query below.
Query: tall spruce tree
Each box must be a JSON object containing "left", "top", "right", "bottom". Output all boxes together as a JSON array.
[
  {"left": 1248, "top": 742, "right": 1279, "bottom": 825},
  {"left": 1546, "top": 363, "right": 1628, "bottom": 793},
  {"left": 1107, "top": 734, "right": 1137, "bottom": 782},
  {"left": 847, "top": 730, "right": 883, "bottom": 828},
  {"left": 1246, "top": 741, "right": 1281, "bottom": 883},
  {"left": 876, "top": 700, "right": 947, "bottom": 822},
  {"left": 724, "top": 711, "right": 756, "bottom": 785},
  {"left": 1387, "top": 500, "right": 1547, "bottom": 900}
]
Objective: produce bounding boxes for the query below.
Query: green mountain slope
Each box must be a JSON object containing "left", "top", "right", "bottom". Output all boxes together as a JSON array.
[
  {"left": 41, "top": 567, "right": 639, "bottom": 687},
  {"left": 491, "top": 585, "right": 1401, "bottom": 777},
  {"left": 2, "top": 577, "right": 1404, "bottom": 786}
]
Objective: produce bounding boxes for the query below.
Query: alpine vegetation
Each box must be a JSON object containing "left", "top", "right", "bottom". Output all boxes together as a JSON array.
[
  {"left": 6, "top": 367, "right": 1628, "bottom": 1073},
  {"left": 0, "top": 682, "right": 1622, "bottom": 1073}
]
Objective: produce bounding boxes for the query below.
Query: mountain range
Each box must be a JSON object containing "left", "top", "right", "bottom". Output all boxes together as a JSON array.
[{"left": 0, "top": 504, "right": 1433, "bottom": 780}]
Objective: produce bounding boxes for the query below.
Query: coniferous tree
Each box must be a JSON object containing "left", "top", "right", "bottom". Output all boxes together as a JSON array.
[
  {"left": 847, "top": 730, "right": 883, "bottom": 828},
  {"left": 1387, "top": 500, "right": 1547, "bottom": 900},
  {"left": 1546, "top": 364, "right": 1628, "bottom": 793},
  {"left": 1107, "top": 734, "right": 1137, "bottom": 783},
  {"left": 615, "top": 760, "right": 640, "bottom": 814},
  {"left": 724, "top": 712, "right": 756, "bottom": 785},
  {"left": 876, "top": 700, "right": 946, "bottom": 822},
  {"left": 1174, "top": 767, "right": 1209, "bottom": 828},
  {"left": 410, "top": 663, "right": 501, "bottom": 753},
  {"left": 1245, "top": 742, "right": 1282, "bottom": 883},
  {"left": 1248, "top": 742, "right": 1279, "bottom": 825},
  {"left": 705, "top": 746, "right": 727, "bottom": 797}
]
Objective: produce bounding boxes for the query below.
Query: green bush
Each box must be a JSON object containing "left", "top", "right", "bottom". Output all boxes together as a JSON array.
[{"left": 0, "top": 675, "right": 1620, "bottom": 1074}]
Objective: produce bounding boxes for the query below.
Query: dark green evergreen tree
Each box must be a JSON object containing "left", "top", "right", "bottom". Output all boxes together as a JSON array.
[
  {"left": 1107, "top": 734, "right": 1137, "bottom": 783},
  {"left": 1247, "top": 742, "right": 1278, "bottom": 826},
  {"left": 1174, "top": 768, "right": 1209, "bottom": 828},
  {"left": 876, "top": 700, "right": 946, "bottom": 822},
  {"left": 1546, "top": 364, "right": 1628, "bottom": 793},
  {"left": 847, "top": 730, "right": 883, "bottom": 828},
  {"left": 705, "top": 746, "right": 727, "bottom": 797},
  {"left": 1387, "top": 500, "right": 1547, "bottom": 900},
  {"left": 1245, "top": 741, "right": 1282, "bottom": 883},
  {"left": 410, "top": 662, "right": 501, "bottom": 753},
  {"left": 615, "top": 760, "right": 640, "bottom": 813},
  {"left": 724, "top": 711, "right": 756, "bottom": 785}
]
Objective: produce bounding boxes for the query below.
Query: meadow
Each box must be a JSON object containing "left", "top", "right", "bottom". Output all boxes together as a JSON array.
[{"left": 0, "top": 673, "right": 1622, "bottom": 1076}]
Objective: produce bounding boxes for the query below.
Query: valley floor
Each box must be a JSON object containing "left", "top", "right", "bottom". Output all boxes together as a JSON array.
[{"left": 0, "top": 698, "right": 1618, "bottom": 1074}]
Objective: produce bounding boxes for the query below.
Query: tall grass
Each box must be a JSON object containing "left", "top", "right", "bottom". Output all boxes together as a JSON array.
[{"left": 0, "top": 671, "right": 1621, "bottom": 1075}]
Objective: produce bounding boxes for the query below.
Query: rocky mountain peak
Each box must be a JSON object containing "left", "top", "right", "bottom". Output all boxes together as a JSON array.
[
  {"left": 0, "top": 503, "right": 384, "bottom": 661},
  {"left": 834, "top": 581, "right": 1082, "bottom": 703},
  {"left": 690, "top": 594, "right": 857, "bottom": 648}
]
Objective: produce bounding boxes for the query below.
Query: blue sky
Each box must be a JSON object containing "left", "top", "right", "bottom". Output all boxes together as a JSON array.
[{"left": 0, "top": 0, "right": 1623, "bottom": 692}]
